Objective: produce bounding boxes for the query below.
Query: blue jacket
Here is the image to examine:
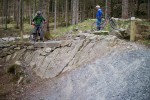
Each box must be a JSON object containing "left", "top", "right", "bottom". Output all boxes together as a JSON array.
[{"left": 96, "top": 9, "right": 103, "bottom": 20}]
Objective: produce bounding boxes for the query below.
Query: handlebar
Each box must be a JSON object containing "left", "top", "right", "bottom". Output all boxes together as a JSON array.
[{"left": 31, "top": 22, "right": 47, "bottom": 26}]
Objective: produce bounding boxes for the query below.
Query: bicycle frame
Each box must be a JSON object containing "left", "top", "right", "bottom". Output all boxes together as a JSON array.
[
  {"left": 30, "top": 22, "right": 46, "bottom": 42},
  {"left": 99, "top": 16, "right": 111, "bottom": 29},
  {"left": 91, "top": 16, "right": 122, "bottom": 31}
]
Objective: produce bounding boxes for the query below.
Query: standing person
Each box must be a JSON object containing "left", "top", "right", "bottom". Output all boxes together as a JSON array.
[
  {"left": 96, "top": 5, "right": 103, "bottom": 30},
  {"left": 32, "top": 11, "right": 46, "bottom": 41}
]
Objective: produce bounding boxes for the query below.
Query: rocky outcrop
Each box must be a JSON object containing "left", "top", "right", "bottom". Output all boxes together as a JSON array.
[
  {"left": 0, "top": 33, "right": 128, "bottom": 79},
  {"left": 2, "top": 32, "right": 150, "bottom": 100},
  {"left": 23, "top": 44, "right": 150, "bottom": 100},
  {"left": 109, "top": 28, "right": 129, "bottom": 39}
]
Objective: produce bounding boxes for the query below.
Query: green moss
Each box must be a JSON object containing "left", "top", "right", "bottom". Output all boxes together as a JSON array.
[{"left": 142, "top": 40, "right": 150, "bottom": 45}]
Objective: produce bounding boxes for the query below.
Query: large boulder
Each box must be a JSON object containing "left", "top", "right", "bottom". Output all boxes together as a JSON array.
[
  {"left": 1, "top": 34, "right": 122, "bottom": 79},
  {"left": 20, "top": 39, "right": 150, "bottom": 100},
  {"left": 109, "top": 28, "right": 129, "bottom": 39}
]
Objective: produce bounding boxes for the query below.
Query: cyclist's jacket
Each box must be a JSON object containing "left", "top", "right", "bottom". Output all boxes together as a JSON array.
[
  {"left": 96, "top": 9, "right": 103, "bottom": 20},
  {"left": 32, "top": 15, "right": 45, "bottom": 26}
]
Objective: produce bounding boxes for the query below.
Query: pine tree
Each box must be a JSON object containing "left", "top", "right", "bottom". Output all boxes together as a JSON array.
[{"left": 122, "top": 0, "right": 129, "bottom": 18}]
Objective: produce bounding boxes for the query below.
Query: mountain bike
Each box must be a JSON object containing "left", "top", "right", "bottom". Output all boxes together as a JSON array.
[
  {"left": 29, "top": 23, "right": 46, "bottom": 42},
  {"left": 91, "top": 16, "right": 119, "bottom": 31}
]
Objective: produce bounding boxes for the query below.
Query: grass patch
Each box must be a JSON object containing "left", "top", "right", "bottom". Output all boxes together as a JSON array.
[
  {"left": 140, "top": 40, "right": 150, "bottom": 45},
  {"left": 49, "top": 19, "right": 95, "bottom": 39},
  {"left": 1, "top": 19, "right": 122, "bottom": 39}
]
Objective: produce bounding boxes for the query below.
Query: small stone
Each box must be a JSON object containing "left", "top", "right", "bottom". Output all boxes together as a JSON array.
[
  {"left": 61, "top": 40, "right": 72, "bottom": 47},
  {"left": 89, "top": 36, "right": 97, "bottom": 40},
  {"left": 75, "top": 37, "right": 80, "bottom": 40},
  {"left": 127, "top": 46, "right": 130, "bottom": 49},
  {"left": 15, "top": 61, "right": 22, "bottom": 66},
  {"left": 79, "top": 30, "right": 82, "bottom": 34},
  {"left": 73, "top": 28, "right": 79, "bottom": 31},
  {"left": 14, "top": 47, "right": 21, "bottom": 50},
  {"left": 34, "top": 42, "right": 46, "bottom": 48},
  {"left": 84, "top": 30, "right": 91, "bottom": 33},
  {"left": 46, "top": 41, "right": 61, "bottom": 48},
  {"left": 44, "top": 48, "right": 52, "bottom": 53},
  {"left": 18, "top": 76, "right": 24, "bottom": 84},
  {"left": 92, "top": 31, "right": 109, "bottom": 35},
  {"left": 27, "top": 46, "right": 34, "bottom": 50}
]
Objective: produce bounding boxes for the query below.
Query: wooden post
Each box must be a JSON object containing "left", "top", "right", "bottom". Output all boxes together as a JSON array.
[{"left": 130, "top": 17, "right": 136, "bottom": 41}]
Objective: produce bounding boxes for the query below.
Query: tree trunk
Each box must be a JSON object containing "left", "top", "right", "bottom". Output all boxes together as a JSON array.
[
  {"left": 54, "top": 0, "right": 57, "bottom": 30},
  {"left": 79, "top": 0, "right": 82, "bottom": 22},
  {"left": 136, "top": 0, "right": 140, "bottom": 16},
  {"left": 122, "top": 0, "right": 129, "bottom": 19},
  {"left": 110, "top": 0, "right": 114, "bottom": 17},
  {"left": 148, "top": 0, "right": 150, "bottom": 18},
  {"left": 65, "top": 0, "right": 68, "bottom": 27},
  {"left": 72, "top": 0, "right": 79, "bottom": 25},
  {"left": 39, "top": 0, "right": 43, "bottom": 11},
  {"left": 83, "top": 0, "right": 85, "bottom": 21},
  {"left": 33, "top": 0, "right": 36, "bottom": 16},
  {"left": 29, "top": 1, "right": 32, "bottom": 24},
  {"left": 105, "top": 0, "right": 108, "bottom": 19},
  {"left": 7, "top": 0, "right": 11, "bottom": 23},
  {"left": 131, "top": 0, "right": 135, "bottom": 17},
  {"left": 76, "top": 0, "right": 79, "bottom": 23},
  {"left": 20, "top": 0, "right": 24, "bottom": 41},
  {"left": 72, "top": 0, "right": 76, "bottom": 25},
  {"left": 42, "top": 0, "right": 50, "bottom": 33},
  {"left": 13, "top": 0, "right": 16, "bottom": 21},
  {"left": 2, "top": 0, "right": 5, "bottom": 27},
  {"left": 16, "top": 0, "right": 19, "bottom": 29},
  {"left": 4, "top": 0, "right": 8, "bottom": 30}
]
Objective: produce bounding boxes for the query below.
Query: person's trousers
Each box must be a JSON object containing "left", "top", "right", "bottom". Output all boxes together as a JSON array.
[
  {"left": 96, "top": 19, "right": 101, "bottom": 30},
  {"left": 33, "top": 25, "right": 43, "bottom": 39}
]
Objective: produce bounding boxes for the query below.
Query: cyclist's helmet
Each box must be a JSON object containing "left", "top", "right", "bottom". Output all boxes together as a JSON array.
[
  {"left": 96, "top": 5, "right": 100, "bottom": 8},
  {"left": 37, "top": 11, "right": 41, "bottom": 16}
]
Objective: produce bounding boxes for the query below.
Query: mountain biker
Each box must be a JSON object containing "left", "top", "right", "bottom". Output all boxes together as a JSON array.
[
  {"left": 32, "top": 11, "right": 46, "bottom": 41},
  {"left": 95, "top": 5, "right": 103, "bottom": 30}
]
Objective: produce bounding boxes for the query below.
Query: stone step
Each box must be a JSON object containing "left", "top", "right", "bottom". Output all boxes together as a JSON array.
[
  {"left": 33, "top": 41, "right": 62, "bottom": 48},
  {"left": 92, "top": 31, "right": 109, "bottom": 35}
]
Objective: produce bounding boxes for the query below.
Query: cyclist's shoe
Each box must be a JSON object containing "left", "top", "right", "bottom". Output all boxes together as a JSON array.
[
  {"left": 33, "top": 33, "right": 36, "bottom": 35},
  {"left": 97, "top": 27, "right": 100, "bottom": 31},
  {"left": 40, "top": 38, "right": 44, "bottom": 42},
  {"left": 38, "top": 32, "right": 40, "bottom": 36}
]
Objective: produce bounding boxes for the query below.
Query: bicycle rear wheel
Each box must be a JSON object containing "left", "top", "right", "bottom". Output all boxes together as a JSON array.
[{"left": 29, "top": 33, "right": 33, "bottom": 42}]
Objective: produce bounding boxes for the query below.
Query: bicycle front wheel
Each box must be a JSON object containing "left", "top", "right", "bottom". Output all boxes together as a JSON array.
[
  {"left": 91, "top": 22, "right": 97, "bottom": 31},
  {"left": 29, "top": 33, "right": 34, "bottom": 42}
]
